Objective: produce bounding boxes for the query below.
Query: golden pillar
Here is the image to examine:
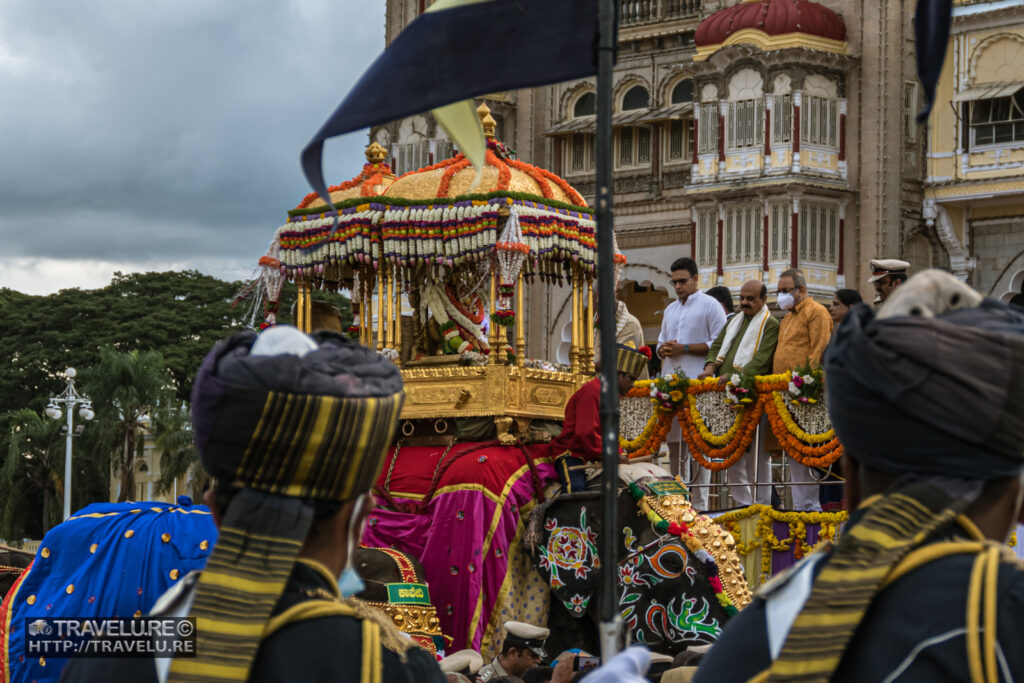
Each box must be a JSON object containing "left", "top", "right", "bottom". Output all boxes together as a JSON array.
[
  {"left": 570, "top": 271, "right": 580, "bottom": 375},
  {"left": 386, "top": 265, "right": 395, "bottom": 349},
  {"left": 393, "top": 266, "right": 402, "bottom": 360},
  {"left": 515, "top": 272, "right": 526, "bottom": 367},
  {"left": 584, "top": 276, "right": 595, "bottom": 373},
  {"left": 376, "top": 263, "right": 386, "bottom": 352},
  {"left": 488, "top": 272, "right": 499, "bottom": 365},
  {"left": 296, "top": 281, "right": 310, "bottom": 333}
]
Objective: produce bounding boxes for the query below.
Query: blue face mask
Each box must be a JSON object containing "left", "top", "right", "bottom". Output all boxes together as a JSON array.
[
  {"left": 337, "top": 566, "right": 365, "bottom": 598},
  {"left": 337, "top": 493, "right": 369, "bottom": 598}
]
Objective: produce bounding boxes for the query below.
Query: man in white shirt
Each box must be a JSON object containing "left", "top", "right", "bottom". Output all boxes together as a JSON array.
[{"left": 656, "top": 257, "right": 726, "bottom": 510}]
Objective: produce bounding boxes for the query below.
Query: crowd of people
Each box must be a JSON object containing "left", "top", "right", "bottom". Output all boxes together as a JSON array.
[
  {"left": 650, "top": 257, "right": 911, "bottom": 511},
  {"left": 52, "top": 260, "right": 1024, "bottom": 683}
]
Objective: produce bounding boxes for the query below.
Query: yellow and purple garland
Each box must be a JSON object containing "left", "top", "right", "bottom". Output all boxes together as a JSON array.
[{"left": 627, "top": 482, "right": 739, "bottom": 616}]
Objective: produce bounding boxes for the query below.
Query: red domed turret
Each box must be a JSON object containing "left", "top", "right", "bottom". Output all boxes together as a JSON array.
[{"left": 695, "top": 0, "right": 846, "bottom": 48}]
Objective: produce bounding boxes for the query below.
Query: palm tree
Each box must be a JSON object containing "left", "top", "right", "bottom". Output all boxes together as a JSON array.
[
  {"left": 0, "top": 409, "right": 64, "bottom": 536},
  {"left": 152, "top": 401, "right": 200, "bottom": 497},
  {"left": 82, "top": 348, "right": 172, "bottom": 503}
]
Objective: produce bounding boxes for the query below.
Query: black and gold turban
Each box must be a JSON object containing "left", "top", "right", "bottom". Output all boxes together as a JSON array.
[
  {"left": 767, "top": 283, "right": 1024, "bottom": 683},
  {"left": 825, "top": 297, "right": 1024, "bottom": 479},
  {"left": 616, "top": 342, "right": 648, "bottom": 378},
  {"left": 169, "top": 329, "right": 404, "bottom": 683}
]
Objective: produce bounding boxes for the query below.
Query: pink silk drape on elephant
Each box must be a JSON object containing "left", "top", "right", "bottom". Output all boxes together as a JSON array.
[{"left": 363, "top": 443, "right": 555, "bottom": 653}]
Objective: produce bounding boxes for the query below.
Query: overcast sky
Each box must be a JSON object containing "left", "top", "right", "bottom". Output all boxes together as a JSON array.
[{"left": 0, "top": 0, "right": 385, "bottom": 294}]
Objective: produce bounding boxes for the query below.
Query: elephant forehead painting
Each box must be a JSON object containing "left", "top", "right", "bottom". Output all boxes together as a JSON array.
[{"left": 532, "top": 472, "right": 749, "bottom": 656}]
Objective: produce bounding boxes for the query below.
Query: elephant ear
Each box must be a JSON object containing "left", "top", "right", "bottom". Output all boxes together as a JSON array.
[{"left": 533, "top": 502, "right": 603, "bottom": 618}]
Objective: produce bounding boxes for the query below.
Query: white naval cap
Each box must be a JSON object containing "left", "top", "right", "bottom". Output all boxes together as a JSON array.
[
  {"left": 502, "top": 621, "right": 550, "bottom": 657},
  {"left": 868, "top": 259, "right": 911, "bottom": 282},
  {"left": 439, "top": 649, "right": 484, "bottom": 675}
]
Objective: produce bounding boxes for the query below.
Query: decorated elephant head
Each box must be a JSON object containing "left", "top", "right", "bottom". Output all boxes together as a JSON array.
[
  {"left": 354, "top": 546, "right": 447, "bottom": 656},
  {"left": 530, "top": 475, "right": 749, "bottom": 657}
]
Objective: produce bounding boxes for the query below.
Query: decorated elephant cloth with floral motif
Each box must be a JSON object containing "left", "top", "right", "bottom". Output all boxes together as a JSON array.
[{"left": 532, "top": 470, "right": 748, "bottom": 658}]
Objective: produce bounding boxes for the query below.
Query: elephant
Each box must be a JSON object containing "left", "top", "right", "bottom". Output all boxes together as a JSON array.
[
  {"left": 0, "top": 499, "right": 217, "bottom": 683},
  {"left": 0, "top": 545, "right": 33, "bottom": 602},
  {"left": 527, "top": 464, "right": 750, "bottom": 658},
  {"left": 354, "top": 546, "right": 447, "bottom": 657}
]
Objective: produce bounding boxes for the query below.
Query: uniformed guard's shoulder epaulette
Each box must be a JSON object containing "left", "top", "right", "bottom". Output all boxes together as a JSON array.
[{"left": 262, "top": 595, "right": 418, "bottom": 658}]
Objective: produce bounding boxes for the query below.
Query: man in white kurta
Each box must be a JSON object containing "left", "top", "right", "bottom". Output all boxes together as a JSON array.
[{"left": 656, "top": 257, "right": 726, "bottom": 510}]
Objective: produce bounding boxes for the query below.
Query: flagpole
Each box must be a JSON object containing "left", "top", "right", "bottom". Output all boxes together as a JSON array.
[{"left": 595, "top": 0, "right": 621, "bottom": 662}]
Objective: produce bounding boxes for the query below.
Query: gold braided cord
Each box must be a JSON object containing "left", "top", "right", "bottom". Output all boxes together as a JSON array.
[
  {"left": 362, "top": 620, "right": 374, "bottom": 683},
  {"left": 766, "top": 489, "right": 959, "bottom": 683},
  {"left": 967, "top": 551, "right": 986, "bottom": 683},
  {"left": 983, "top": 545, "right": 999, "bottom": 683}
]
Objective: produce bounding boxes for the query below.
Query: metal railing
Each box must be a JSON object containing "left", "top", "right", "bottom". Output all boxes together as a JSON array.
[{"left": 620, "top": 0, "right": 702, "bottom": 26}]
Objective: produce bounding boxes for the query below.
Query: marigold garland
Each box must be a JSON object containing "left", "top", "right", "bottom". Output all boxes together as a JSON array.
[
  {"left": 295, "top": 162, "right": 393, "bottom": 209},
  {"left": 715, "top": 505, "right": 848, "bottom": 582},
  {"left": 687, "top": 394, "right": 742, "bottom": 446},
  {"left": 621, "top": 373, "right": 844, "bottom": 470},
  {"left": 769, "top": 392, "right": 835, "bottom": 444}
]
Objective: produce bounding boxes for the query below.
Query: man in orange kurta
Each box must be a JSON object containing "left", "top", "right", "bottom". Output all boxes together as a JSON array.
[
  {"left": 549, "top": 343, "right": 648, "bottom": 493},
  {"left": 774, "top": 268, "right": 834, "bottom": 511}
]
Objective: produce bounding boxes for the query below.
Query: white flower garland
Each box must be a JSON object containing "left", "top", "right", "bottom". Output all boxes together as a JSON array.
[
  {"left": 695, "top": 391, "right": 736, "bottom": 437},
  {"left": 421, "top": 283, "right": 489, "bottom": 353},
  {"left": 620, "top": 395, "right": 652, "bottom": 442},
  {"left": 782, "top": 394, "right": 832, "bottom": 436}
]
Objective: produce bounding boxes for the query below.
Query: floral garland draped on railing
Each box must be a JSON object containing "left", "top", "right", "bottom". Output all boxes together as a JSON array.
[
  {"left": 714, "top": 505, "right": 847, "bottom": 583},
  {"left": 620, "top": 370, "right": 844, "bottom": 469}
]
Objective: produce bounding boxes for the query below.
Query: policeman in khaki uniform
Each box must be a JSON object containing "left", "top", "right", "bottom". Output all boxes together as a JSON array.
[
  {"left": 477, "top": 621, "right": 550, "bottom": 681},
  {"left": 868, "top": 258, "right": 910, "bottom": 305}
]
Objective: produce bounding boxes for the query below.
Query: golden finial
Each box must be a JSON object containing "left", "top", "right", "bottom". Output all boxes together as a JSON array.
[
  {"left": 477, "top": 101, "right": 497, "bottom": 139},
  {"left": 366, "top": 141, "right": 388, "bottom": 164}
]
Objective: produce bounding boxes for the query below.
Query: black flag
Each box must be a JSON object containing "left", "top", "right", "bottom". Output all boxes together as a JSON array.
[
  {"left": 301, "top": 0, "right": 601, "bottom": 211},
  {"left": 914, "top": 0, "right": 953, "bottom": 123}
]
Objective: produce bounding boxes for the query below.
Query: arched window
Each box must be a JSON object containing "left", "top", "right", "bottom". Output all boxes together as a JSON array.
[
  {"left": 622, "top": 86, "right": 650, "bottom": 111},
  {"left": 906, "top": 233, "right": 932, "bottom": 274},
  {"left": 573, "top": 92, "right": 596, "bottom": 117},
  {"left": 671, "top": 80, "right": 694, "bottom": 104}
]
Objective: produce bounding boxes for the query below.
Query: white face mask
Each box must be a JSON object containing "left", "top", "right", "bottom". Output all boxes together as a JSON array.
[
  {"left": 777, "top": 292, "right": 796, "bottom": 310},
  {"left": 337, "top": 494, "right": 369, "bottom": 597}
]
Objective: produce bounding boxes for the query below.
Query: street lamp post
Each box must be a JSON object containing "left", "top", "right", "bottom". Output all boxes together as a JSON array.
[{"left": 45, "top": 368, "right": 95, "bottom": 521}]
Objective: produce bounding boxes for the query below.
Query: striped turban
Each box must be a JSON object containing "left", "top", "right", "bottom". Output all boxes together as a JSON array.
[
  {"left": 766, "top": 275, "right": 1024, "bottom": 683},
  {"left": 616, "top": 342, "right": 648, "bottom": 378},
  {"left": 169, "top": 328, "right": 404, "bottom": 683}
]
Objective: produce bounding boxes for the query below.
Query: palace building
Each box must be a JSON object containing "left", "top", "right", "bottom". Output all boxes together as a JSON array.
[
  {"left": 376, "top": 0, "right": 1024, "bottom": 356},
  {"left": 924, "top": 1, "right": 1024, "bottom": 307}
]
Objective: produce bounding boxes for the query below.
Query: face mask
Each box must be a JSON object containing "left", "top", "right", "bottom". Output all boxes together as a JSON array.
[
  {"left": 778, "top": 292, "right": 795, "bottom": 310},
  {"left": 337, "top": 566, "right": 365, "bottom": 598},
  {"left": 337, "top": 494, "right": 369, "bottom": 598}
]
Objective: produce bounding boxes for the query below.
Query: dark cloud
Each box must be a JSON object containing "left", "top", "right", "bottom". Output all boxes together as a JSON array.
[{"left": 0, "top": 0, "right": 385, "bottom": 283}]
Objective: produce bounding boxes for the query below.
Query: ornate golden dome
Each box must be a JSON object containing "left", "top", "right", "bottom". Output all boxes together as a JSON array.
[
  {"left": 295, "top": 142, "right": 395, "bottom": 210},
  {"left": 384, "top": 102, "right": 588, "bottom": 208}
]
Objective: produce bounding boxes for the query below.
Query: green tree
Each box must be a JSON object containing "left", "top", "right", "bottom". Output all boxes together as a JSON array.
[
  {"left": 81, "top": 348, "right": 173, "bottom": 503},
  {"left": 151, "top": 401, "right": 201, "bottom": 498},
  {"left": 0, "top": 271, "right": 246, "bottom": 417},
  {"left": 0, "top": 409, "right": 64, "bottom": 538}
]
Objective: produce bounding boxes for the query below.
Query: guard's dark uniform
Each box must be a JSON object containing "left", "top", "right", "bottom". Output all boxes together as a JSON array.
[
  {"left": 694, "top": 513, "right": 1024, "bottom": 683},
  {"left": 61, "top": 561, "right": 445, "bottom": 683}
]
